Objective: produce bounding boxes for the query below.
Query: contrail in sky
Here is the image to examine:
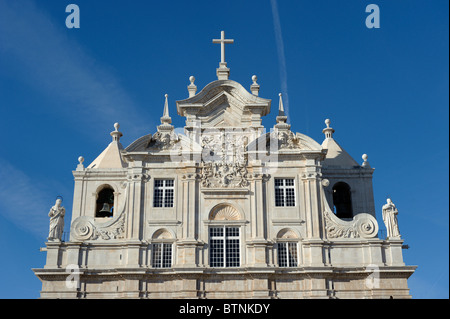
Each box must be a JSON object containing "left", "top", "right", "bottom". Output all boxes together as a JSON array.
[
  {"left": 0, "top": 0, "right": 151, "bottom": 140},
  {"left": 270, "top": 0, "right": 290, "bottom": 122}
]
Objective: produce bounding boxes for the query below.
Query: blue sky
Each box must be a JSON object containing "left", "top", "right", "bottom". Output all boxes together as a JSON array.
[{"left": 0, "top": 0, "right": 447, "bottom": 298}]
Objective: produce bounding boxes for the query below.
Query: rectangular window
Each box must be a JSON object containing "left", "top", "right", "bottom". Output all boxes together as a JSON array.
[
  {"left": 153, "top": 179, "right": 174, "bottom": 208},
  {"left": 277, "top": 242, "right": 298, "bottom": 267},
  {"left": 274, "top": 178, "right": 296, "bottom": 207},
  {"left": 152, "top": 243, "right": 172, "bottom": 268},
  {"left": 209, "top": 226, "right": 240, "bottom": 268}
]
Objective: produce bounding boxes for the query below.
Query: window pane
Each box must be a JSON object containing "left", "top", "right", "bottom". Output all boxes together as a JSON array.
[
  {"left": 210, "top": 227, "right": 223, "bottom": 238},
  {"left": 162, "top": 244, "right": 172, "bottom": 268},
  {"left": 152, "top": 244, "right": 162, "bottom": 268},
  {"left": 275, "top": 188, "right": 284, "bottom": 207},
  {"left": 288, "top": 242, "right": 298, "bottom": 267},
  {"left": 154, "top": 189, "right": 163, "bottom": 207},
  {"left": 285, "top": 178, "right": 294, "bottom": 186},
  {"left": 278, "top": 243, "right": 287, "bottom": 267},
  {"left": 164, "top": 189, "right": 174, "bottom": 207},
  {"left": 165, "top": 180, "right": 174, "bottom": 187},
  {"left": 226, "top": 227, "right": 240, "bottom": 267},
  {"left": 226, "top": 238, "right": 240, "bottom": 267},
  {"left": 210, "top": 239, "right": 224, "bottom": 267},
  {"left": 285, "top": 188, "right": 295, "bottom": 207},
  {"left": 226, "top": 227, "right": 239, "bottom": 237}
]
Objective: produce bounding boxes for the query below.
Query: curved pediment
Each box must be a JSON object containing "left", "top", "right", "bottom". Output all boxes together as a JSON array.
[
  {"left": 176, "top": 79, "right": 271, "bottom": 128},
  {"left": 246, "top": 130, "right": 323, "bottom": 154},
  {"left": 125, "top": 132, "right": 200, "bottom": 154}
]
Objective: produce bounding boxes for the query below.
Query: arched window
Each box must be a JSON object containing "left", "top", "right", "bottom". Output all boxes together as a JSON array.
[
  {"left": 95, "top": 186, "right": 114, "bottom": 218},
  {"left": 151, "top": 229, "right": 173, "bottom": 268},
  {"left": 276, "top": 228, "right": 299, "bottom": 268},
  {"left": 332, "top": 182, "right": 353, "bottom": 219}
]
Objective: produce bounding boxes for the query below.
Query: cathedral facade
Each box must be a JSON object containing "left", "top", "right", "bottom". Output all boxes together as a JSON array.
[{"left": 33, "top": 32, "right": 415, "bottom": 299}]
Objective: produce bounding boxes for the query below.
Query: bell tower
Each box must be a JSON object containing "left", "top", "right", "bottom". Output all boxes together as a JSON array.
[{"left": 321, "top": 119, "right": 376, "bottom": 218}]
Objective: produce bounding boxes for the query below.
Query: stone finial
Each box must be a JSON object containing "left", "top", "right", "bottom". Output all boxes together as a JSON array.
[
  {"left": 361, "top": 153, "right": 371, "bottom": 168},
  {"left": 160, "top": 94, "right": 172, "bottom": 125},
  {"left": 322, "top": 118, "right": 335, "bottom": 139},
  {"left": 77, "top": 156, "right": 85, "bottom": 170},
  {"left": 250, "top": 75, "right": 260, "bottom": 96},
  {"left": 188, "top": 76, "right": 197, "bottom": 97},
  {"left": 275, "top": 93, "right": 290, "bottom": 130},
  {"left": 278, "top": 93, "right": 285, "bottom": 114},
  {"left": 276, "top": 93, "right": 287, "bottom": 122},
  {"left": 110, "top": 122, "right": 123, "bottom": 142},
  {"left": 157, "top": 94, "right": 174, "bottom": 134},
  {"left": 163, "top": 94, "right": 169, "bottom": 117}
]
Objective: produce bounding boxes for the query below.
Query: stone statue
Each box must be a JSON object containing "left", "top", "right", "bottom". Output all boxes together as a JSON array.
[
  {"left": 382, "top": 198, "right": 400, "bottom": 239},
  {"left": 48, "top": 198, "right": 65, "bottom": 241}
]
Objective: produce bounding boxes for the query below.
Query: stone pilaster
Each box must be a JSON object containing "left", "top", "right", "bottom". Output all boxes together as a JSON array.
[
  {"left": 176, "top": 169, "right": 202, "bottom": 268},
  {"left": 126, "top": 159, "right": 146, "bottom": 240}
]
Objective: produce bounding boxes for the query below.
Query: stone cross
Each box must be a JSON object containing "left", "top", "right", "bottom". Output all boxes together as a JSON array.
[{"left": 213, "top": 31, "right": 234, "bottom": 64}]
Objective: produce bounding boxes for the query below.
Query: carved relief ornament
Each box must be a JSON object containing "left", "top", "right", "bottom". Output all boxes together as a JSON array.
[{"left": 323, "top": 210, "right": 379, "bottom": 239}]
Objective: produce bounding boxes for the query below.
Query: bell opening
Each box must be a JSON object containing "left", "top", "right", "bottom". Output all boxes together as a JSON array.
[{"left": 96, "top": 187, "right": 114, "bottom": 218}]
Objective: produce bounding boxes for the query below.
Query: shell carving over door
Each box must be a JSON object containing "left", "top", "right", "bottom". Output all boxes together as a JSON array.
[{"left": 209, "top": 204, "right": 242, "bottom": 221}]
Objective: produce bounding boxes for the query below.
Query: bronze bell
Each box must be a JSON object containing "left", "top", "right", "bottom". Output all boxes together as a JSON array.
[{"left": 99, "top": 203, "right": 111, "bottom": 214}]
